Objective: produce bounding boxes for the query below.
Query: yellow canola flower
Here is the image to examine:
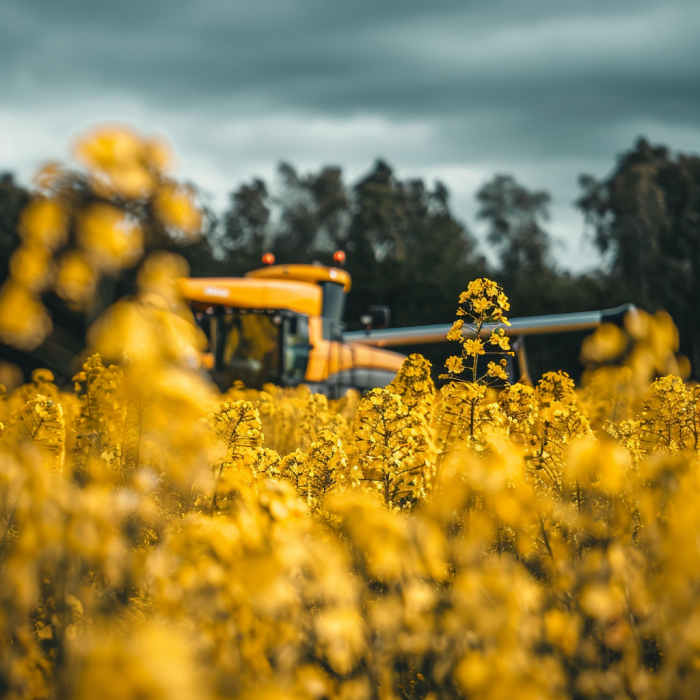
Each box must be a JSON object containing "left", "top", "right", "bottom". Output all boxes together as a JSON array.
[
  {"left": 18, "top": 198, "right": 68, "bottom": 251},
  {"left": 208, "top": 400, "right": 263, "bottom": 456},
  {"left": 75, "top": 127, "right": 172, "bottom": 174},
  {"left": 446, "top": 319, "right": 464, "bottom": 341},
  {"left": 580, "top": 322, "right": 627, "bottom": 364},
  {"left": 388, "top": 353, "right": 435, "bottom": 421},
  {"left": 89, "top": 298, "right": 202, "bottom": 370},
  {"left": 304, "top": 429, "right": 350, "bottom": 510},
  {"left": 446, "top": 278, "right": 512, "bottom": 383},
  {"left": 314, "top": 608, "right": 366, "bottom": 675},
  {"left": 7, "top": 394, "right": 66, "bottom": 474},
  {"left": 137, "top": 251, "right": 190, "bottom": 309},
  {"left": 459, "top": 278, "right": 510, "bottom": 313},
  {"left": 489, "top": 327, "right": 512, "bottom": 351},
  {"left": 74, "top": 126, "right": 171, "bottom": 199},
  {"left": 648, "top": 310, "right": 679, "bottom": 361},
  {"left": 487, "top": 360, "right": 508, "bottom": 381},
  {"left": 354, "top": 388, "right": 433, "bottom": 507},
  {"left": 104, "top": 164, "right": 157, "bottom": 200},
  {"left": 0, "top": 281, "right": 52, "bottom": 349},
  {"left": 77, "top": 203, "right": 143, "bottom": 272},
  {"left": 54, "top": 250, "right": 97, "bottom": 308},
  {"left": 153, "top": 184, "right": 202, "bottom": 238},
  {"left": 470, "top": 296, "right": 491, "bottom": 314},
  {"left": 445, "top": 356, "right": 464, "bottom": 374},
  {"left": 143, "top": 137, "right": 172, "bottom": 172},
  {"left": 9, "top": 245, "right": 53, "bottom": 293},
  {"left": 74, "top": 624, "right": 207, "bottom": 700},
  {"left": 463, "top": 337, "right": 485, "bottom": 357},
  {"left": 544, "top": 609, "right": 581, "bottom": 656},
  {"left": 75, "top": 127, "right": 144, "bottom": 172},
  {"left": 565, "top": 436, "right": 630, "bottom": 492}
]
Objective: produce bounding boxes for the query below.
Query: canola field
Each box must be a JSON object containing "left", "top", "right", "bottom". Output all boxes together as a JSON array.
[
  {"left": 0, "top": 266, "right": 698, "bottom": 700},
  {"left": 1, "top": 127, "right": 700, "bottom": 700}
]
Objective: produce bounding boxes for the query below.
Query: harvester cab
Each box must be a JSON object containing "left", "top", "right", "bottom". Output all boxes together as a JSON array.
[{"left": 179, "top": 263, "right": 405, "bottom": 394}]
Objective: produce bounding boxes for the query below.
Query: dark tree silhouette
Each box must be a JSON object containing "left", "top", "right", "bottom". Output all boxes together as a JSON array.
[
  {"left": 220, "top": 178, "right": 271, "bottom": 275},
  {"left": 477, "top": 174, "right": 551, "bottom": 276},
  {"left": 0, "top": 173, "right": 29, "bottom": 286}
]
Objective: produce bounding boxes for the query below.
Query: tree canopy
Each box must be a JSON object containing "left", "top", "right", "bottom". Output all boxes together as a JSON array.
[
  {"left": 578, "top": 138, "right": 700, "bottom": 372},
  {"left": 216, "top": 160, "right": 486, "bottom": 330},
  {"left": 477, "top": 174, "right": 551, "bottom": 277}
]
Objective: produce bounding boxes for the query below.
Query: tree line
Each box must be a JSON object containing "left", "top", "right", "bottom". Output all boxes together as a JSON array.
[{"left": 2, "top": 137, "right": 699, "bottom": 381}]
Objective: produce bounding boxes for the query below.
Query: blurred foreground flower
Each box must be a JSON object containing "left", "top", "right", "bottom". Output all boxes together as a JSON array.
[{"left": 0, "top": 124, "right": 204, "bottom": 349}]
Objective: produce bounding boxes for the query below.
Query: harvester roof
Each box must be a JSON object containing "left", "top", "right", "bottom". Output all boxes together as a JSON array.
[
  {"left": 245, "top": 264, "right": 352, "bottom": 293},
  {"left": 179, "top": 277, "right": 323, "bottom": 316}
]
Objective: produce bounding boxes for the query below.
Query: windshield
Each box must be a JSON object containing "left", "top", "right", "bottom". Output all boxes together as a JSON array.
[
  {"left": 194, "top": 308, "right": 310, "bottom": 390},
  {"left": 194, "top": 309, "right": 279, "bottom": 389}
]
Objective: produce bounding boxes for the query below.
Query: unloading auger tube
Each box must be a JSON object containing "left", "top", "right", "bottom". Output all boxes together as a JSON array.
[{"left": 342, "top": 303, "right": 637, "bottom": 347}]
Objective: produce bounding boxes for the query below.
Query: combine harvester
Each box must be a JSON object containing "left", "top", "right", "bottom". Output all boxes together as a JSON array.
[{"left": 180, "top": 255, "right": 634, "bottom": 395}]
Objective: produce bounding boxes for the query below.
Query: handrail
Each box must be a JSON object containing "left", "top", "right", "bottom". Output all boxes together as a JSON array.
[{"left": 342, "top": 304, "right": 636, "bottom": 348}]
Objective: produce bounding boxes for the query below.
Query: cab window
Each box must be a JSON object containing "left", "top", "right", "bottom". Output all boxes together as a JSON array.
[
  {"left": 207, "top": 310, "right": 281, "bottom": 390},
  {"left": 282, "top": 314, "right": 310, "bottom": 384}
]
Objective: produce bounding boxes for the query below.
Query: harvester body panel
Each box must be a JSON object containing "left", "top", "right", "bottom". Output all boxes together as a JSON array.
[{"left": 179, "top": 277, "right": 322, "bottom": 316}]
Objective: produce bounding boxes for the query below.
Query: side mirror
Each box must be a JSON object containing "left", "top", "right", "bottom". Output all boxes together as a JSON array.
[{"left": 360, "top": 305, "right": 391, "bottom": 329}]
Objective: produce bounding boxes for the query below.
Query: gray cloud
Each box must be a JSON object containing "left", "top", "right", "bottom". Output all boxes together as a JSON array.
[{"left": 2, "top": 0, "right": 700, "bottom": 270}]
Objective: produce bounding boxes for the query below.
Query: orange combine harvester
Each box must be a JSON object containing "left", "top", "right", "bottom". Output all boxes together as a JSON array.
[{"left": 180, "top": 258, "right": 635, "bottom": 395}]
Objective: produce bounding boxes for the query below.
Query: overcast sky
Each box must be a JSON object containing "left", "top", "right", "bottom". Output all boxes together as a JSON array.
[{"left": 2, "top": 0, "right": 700, "bottom": 270}]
